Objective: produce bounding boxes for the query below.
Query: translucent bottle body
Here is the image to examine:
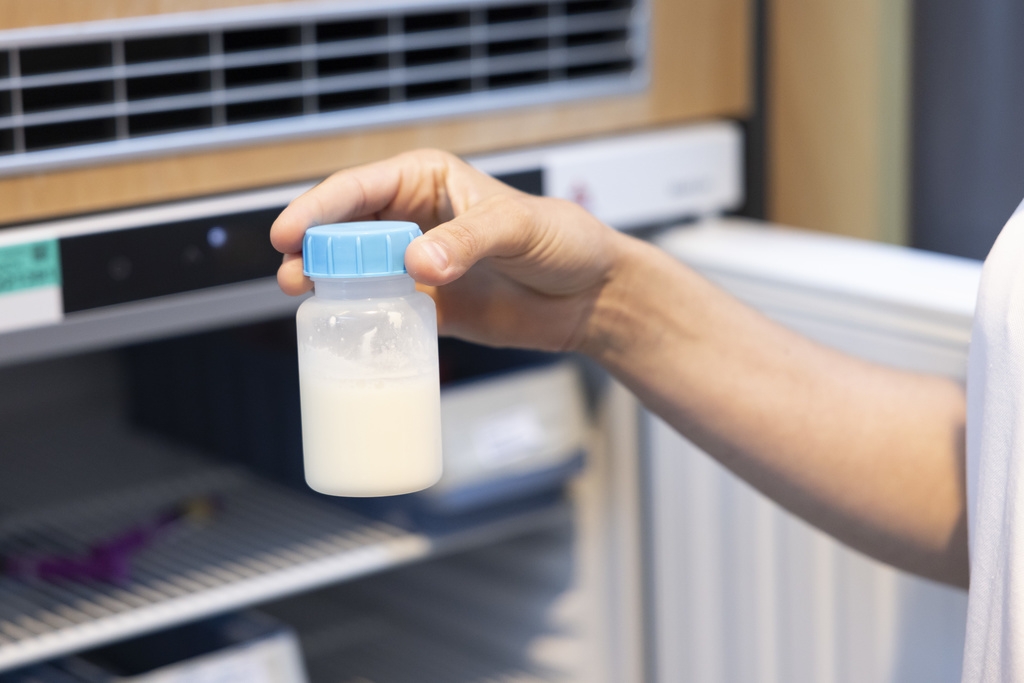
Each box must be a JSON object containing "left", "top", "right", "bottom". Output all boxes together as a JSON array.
[{"left": 296, "top": 275, "right": 442, "bottom": 496}]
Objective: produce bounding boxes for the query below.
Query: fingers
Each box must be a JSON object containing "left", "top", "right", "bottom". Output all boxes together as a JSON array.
[
  {"left": 271, "top": 159, "right": 400, "bottom": 255},
  {"left": 277, "top": 252, "right": 312, "bottom": 295},
  {"left": 405, "top": 193, "right": 540, "bottom": 286},
  {"left": 271, "top": 149, "right": 473, "bottom": 255},
  {"left": 275, "top": 189, "right": 533, "bottom": 295},
  {"left": 271, "top": 148, "right": 538, "bottom": 297}
]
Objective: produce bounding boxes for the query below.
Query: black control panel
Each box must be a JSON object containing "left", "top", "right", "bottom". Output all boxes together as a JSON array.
[
  {"left": 60, "top": 207, "right": 283, "bottom": 313},
  {"left": 55, "top": 168, "right": 543, "bottom": 314},
  {"left": 495, "top": 169, "right": 543, "bottom": 196}
]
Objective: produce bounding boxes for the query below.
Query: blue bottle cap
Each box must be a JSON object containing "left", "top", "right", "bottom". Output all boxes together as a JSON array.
[{"left": 302, "top": 221, "right": 422, "bottom": 279}]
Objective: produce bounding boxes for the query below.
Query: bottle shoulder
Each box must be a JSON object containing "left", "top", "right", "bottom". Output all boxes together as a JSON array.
[
  {"left": 297, "top": 290, "right": 436, "bottom": 336},
  {"left": 299, "top": 290, "right": 432, "bottom": 312}
]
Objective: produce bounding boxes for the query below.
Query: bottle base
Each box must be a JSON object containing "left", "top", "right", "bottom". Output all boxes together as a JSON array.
[{"left": 305, "top": 471, "right": 442, "bottom": 498}]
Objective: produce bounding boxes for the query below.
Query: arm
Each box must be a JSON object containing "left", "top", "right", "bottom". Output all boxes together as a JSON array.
[
  {"left": 586, "top": 237, "right": 968, "bottom": 587},
  {"left": 271, "top": 150, "right": 968, "bottom": 588}
]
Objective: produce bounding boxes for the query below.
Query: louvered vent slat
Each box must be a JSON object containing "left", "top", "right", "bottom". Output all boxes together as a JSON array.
[{"left": 0, "top": 0, "right": 646, "bottom": 174}]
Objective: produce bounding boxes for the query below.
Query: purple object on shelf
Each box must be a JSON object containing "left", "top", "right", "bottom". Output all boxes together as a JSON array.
[{"left": 3, "top": 496, "right": 221, "bottom": 584}]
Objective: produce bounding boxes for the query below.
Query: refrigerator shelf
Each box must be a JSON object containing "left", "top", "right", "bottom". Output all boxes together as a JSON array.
[
  {"left": 264, "top": 520, "right": 581, "bottom": 683},
  {"left": 302, "top": 621, "right": 559, "bottom": 683},
  {"left": 0, "top": 466, "right": 568, "bottom": 673}
]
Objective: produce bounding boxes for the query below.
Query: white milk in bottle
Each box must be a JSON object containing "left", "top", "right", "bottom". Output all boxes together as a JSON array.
[{"left": 296, "top": 222, "right": 442, "bottom": 496}]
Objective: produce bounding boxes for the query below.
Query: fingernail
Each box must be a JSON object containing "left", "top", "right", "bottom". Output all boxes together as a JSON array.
[{"left": 419, "top": 239, "right": 449, "bottom": 271}]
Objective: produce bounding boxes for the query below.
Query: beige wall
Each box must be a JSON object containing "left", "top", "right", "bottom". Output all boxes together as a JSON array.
[{"left": 769, "top": 0, "right": 910, "bottom": 244}]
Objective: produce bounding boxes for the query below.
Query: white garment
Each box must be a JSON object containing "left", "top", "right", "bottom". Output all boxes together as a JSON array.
[{"left": 963, "top": 197, "right": 1024, "bottom": 681}]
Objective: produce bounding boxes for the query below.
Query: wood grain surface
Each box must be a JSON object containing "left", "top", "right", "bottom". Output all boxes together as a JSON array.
[{"left": 768, "top": 0, "right": 910, "bottom": 243}]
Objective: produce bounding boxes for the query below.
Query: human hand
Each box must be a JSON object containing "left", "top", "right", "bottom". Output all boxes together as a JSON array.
[{"left": 270, "top": 149, "right": 634, "bottom": 352}]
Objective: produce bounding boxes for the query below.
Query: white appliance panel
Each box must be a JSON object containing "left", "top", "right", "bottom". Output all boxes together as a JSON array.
[{"left": 648, "top": 218, "right": 977, "bottom": 683}]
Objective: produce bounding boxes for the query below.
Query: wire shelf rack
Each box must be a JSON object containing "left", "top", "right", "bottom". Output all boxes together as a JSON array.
[{"left": 0, "top": 465, "right": 566, "bottom": 672}]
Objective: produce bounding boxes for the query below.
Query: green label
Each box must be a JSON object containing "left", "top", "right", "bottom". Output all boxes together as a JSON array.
[{"left": 0, "top": 240, "right": 62, "bottom": 295}]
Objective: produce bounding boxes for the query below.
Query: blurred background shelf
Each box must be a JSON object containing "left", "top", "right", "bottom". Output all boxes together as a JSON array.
[
  {"left": 263, "top": 520, "right": 581, "bottom": 683},
  {"left": 0, "top": 430, "right": 570, "bottom": 673}
]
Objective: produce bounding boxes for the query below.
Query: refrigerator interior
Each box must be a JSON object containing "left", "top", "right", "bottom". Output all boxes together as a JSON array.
[{"left": 0, "top": 333, "right": 643, "bottom": 681}]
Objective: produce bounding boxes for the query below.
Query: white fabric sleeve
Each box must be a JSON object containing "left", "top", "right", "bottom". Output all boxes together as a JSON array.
[{"left": 962, "top": 198, "right": 1024, "bottom": 681}]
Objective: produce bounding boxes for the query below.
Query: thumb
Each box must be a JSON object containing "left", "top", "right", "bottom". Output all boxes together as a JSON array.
[{"left": 405, "top": 194, "right": 538, "bottom": 286}]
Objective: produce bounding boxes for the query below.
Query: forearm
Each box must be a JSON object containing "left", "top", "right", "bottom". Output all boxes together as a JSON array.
[{"left": 583, "top": 234, "right": 968, "bottom": 587}]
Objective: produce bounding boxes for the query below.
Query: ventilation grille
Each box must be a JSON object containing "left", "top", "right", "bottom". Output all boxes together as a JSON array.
[{"left": 0, "top": 0, "right": 646, "bottom": 175}]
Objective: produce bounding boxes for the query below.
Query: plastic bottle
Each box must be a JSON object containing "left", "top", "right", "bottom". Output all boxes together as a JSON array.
[{"left": 296, "top": 221, "right": 442, "bottom": 496}]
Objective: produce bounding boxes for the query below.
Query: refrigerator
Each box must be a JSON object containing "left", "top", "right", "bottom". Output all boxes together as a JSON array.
[{"left": 0, "top": 122, "right": 977, "bottom": 682}]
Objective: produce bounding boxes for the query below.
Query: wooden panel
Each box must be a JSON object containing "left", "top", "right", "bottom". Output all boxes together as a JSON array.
[
  {"left": 768, "top": 0, "right": 910, "bottom": 244},
  {"left": 0, "top": 0, "right": 750, "bottom": 225},
  {"left": 1, "top": 0, "right": 312, "bottom": 29}
]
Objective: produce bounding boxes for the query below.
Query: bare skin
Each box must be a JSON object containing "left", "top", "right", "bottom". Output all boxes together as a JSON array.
[{"left": 271, "top": 149, "right": 969, "bottom": 588}]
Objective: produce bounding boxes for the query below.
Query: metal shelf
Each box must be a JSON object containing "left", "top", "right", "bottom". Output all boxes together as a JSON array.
[
  {"left": 264, "top": 520, "right": 580, "bottom": 683},
  {"left": 0, "top": 464, "right": 567, "bottom": 672}
]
